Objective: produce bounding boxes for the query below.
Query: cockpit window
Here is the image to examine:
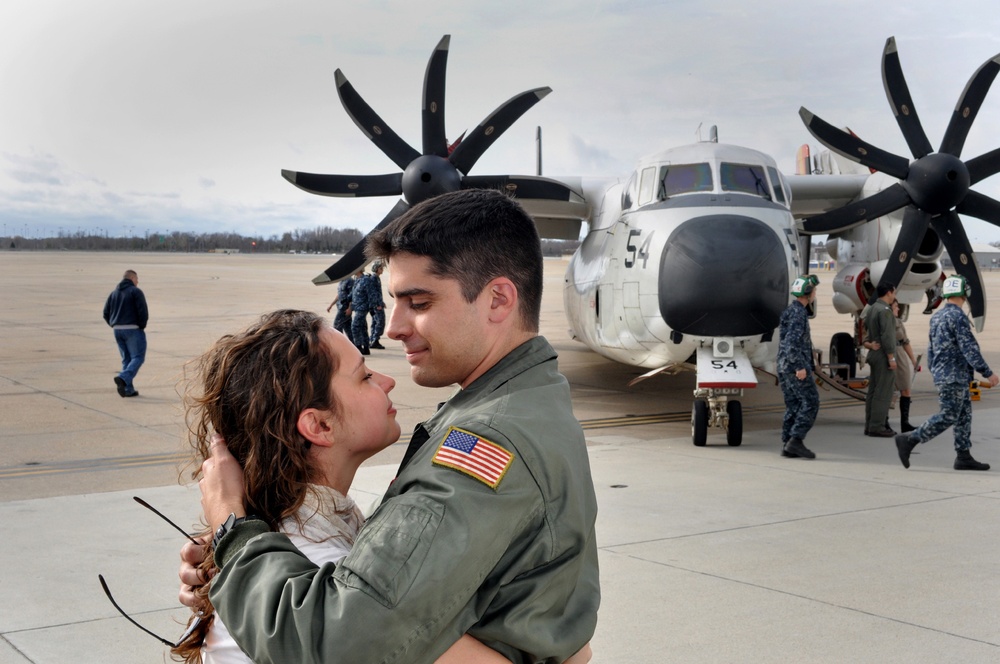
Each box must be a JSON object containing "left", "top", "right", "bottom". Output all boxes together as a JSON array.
[
  {"left": 638, "top": 167, "right": 657, "bottom": 205},
  {"left": 656, "top": 163, "right": 713, "bottom": 199},
  {"left": 766, "top": 166, "right": 787, "bottom": 205},
  {"left": 720, "top": 162, "right": 771, "bottom": 200}
]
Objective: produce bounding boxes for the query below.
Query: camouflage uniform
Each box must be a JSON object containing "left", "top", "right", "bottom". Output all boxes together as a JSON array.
[
  {"left": 350, "top": 274, "right": 372, "bottom": 353},
  {"left": 911, "top": 303, "right": 994, "bottom": 451},
  {"left": 777, "top": 300, "right": 819, "bottom": 442},
  {"left": 864, "top": 299, "right": 897, "bottom": 433},
  {"left": 367, "top": 273, "right": 386, "bottom": 345},
  {"left": 332, "top": 275, "right": 355, "bottom": 343}
]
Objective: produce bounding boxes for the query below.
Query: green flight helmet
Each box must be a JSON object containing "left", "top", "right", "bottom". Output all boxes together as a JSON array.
[
  {"left": 791, "top": 275, "right": 818, "bottom": 297},
  {"left": 941, "top": 275, "right": 971, "bottom": 299}
]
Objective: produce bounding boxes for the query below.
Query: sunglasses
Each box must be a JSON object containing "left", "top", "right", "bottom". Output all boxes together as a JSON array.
[{"left": 98, "top": 496, "right": 206, "bottom": 648}]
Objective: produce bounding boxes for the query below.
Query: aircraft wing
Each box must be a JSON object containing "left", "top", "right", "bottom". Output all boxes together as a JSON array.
[
  {"left": 515, "top": 176, "right": 614, "bottom": 240},
  {"left": 786, "top": 174, "right": 869, "bottom": 220}
]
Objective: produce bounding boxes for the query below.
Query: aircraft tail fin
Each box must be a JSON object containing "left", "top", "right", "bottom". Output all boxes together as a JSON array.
[{"left": 796, "top": 144, "right": 812, "bottom": 175}]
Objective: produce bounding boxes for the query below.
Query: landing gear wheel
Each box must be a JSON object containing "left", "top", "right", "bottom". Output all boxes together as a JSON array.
[
  {"left": 692, "top": 400, "right": 708, "bottom": 447},
  {"left": 726, "top": 400, "right": 743, "bottom": 446},
  {"left": 830, "top": 332, "right": 856, "bottom": 380}
]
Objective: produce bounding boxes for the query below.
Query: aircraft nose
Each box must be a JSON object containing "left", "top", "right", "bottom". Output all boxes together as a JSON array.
[{"left": 658, "top": 214, "right": 789, "bottom": 337}]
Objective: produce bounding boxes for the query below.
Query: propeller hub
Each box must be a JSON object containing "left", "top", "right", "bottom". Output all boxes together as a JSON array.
[
  {"left": 902, "top": 152, "right": 970, "bottom": 214},
  {"left": 401, "top": 155, "right": 461, "bottom": 204}
]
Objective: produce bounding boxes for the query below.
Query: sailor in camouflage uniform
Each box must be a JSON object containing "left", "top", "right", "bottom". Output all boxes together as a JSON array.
[
  {"left": 349, "top": 269, "right": 374, "bottom": 355},
  {"left": 896, "top": 275, "right": 999, "bottom": 471},
  {"left": 327, "top": 269, "right": 361, "bottom": 344},
  {"left": 367, "top": 260, "right": 386, "bottom": 349},
  {"left": 777, "top": 275, "right": 820, "bottom": 459}
]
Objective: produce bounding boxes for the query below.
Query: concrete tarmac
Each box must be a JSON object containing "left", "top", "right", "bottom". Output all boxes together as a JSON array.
[{"left": 1, "top": 251, "right": 999, "bottom": 663}]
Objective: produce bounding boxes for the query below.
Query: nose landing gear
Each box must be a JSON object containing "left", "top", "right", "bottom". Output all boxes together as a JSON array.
[{"left": 691, "top": 389, "right": 743, "bottom": 447}]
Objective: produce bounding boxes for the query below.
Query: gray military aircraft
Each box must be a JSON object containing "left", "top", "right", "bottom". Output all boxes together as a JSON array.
[{"left": 282, "top": 36, "right": 1000, "bottom": 447}]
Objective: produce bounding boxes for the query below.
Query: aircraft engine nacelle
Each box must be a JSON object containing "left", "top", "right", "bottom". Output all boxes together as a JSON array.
[
  {"left": 868, "top": 257, "right": 942, "bottom": 297},
  {"left": 831, "top": 264, "right": 872, "bottom": 314},
  {"left": 912, "top": 225, "right": 943, "bottom": 263}
]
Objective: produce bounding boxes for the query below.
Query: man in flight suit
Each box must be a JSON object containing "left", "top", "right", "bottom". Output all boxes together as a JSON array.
[
  {"left": 864, "top": 282, "right": 898, "bottom": 437},
  {"left": 895, "top": 275, "right": 999, "bottom": 471},
  {"left": 188, "top": 189, "right": 600, "bottom": 662},
  {"left": 777, "top": 275, "right": 819, "bottom": 459}
]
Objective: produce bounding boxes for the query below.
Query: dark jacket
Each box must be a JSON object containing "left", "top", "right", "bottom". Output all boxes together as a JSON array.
[{"left": 103, "top": 279, "right": 148, "bottom": 329}]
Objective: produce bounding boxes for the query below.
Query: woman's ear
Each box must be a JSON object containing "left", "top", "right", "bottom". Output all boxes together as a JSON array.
[{"left": 297, "top": 408, "right": 335, "bottom": 448}]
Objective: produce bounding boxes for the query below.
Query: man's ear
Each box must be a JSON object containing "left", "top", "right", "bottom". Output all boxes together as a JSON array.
[
  {"left": 485, "top": 277, "right": 518, "bottom": 324},
  {"left": 297, "top": 408, "right": 335, "bottom": 448}
]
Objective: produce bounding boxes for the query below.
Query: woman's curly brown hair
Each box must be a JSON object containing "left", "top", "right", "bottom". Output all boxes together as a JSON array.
[{"left": 172, "top": 309, "right": 338, "bottom": 663}]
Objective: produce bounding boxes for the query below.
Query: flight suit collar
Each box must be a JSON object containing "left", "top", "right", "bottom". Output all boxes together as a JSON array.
[{"left": 394, "top": 336, "right": 556, "bottom": 474}]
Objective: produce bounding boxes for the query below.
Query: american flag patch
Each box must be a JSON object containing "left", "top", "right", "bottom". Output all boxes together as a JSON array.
[{"left": 432, "top": 427, "right": 514, "bottom": 490}]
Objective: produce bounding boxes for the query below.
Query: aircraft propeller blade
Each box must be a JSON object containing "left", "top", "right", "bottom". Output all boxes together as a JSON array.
[
  {"left": 956, "top": 189, "right": 1000, "bottom": 227},
  {"left": 799, "top": 107, "right": 910, "bottom": 180},
  {"left": 450, "top": 88, "right": 552, "bottom": 176},
  {"left": 312, "top": 198, "right": 411, "bottom": 285},
  {"left": 930, "top": 211, "right": 987, "bottom": 330},
  {"left": 871, "top": 206, "right": 929, "bottom": 304},
  {"left": 460, "top": 175, "right": 578, "bottom": 201},
  {"left": 799, "top": 182, "right": 910, "bottom": 235},
  {"left": 965, "top": 147, "right": 1000, "bottom": 185},
  {"left": 939, "top": 53, "right": 1000, "bottom": 157},
  {"left": 281, "top": 170, "right": 403, "bottom": 198},
  {"left": 335, "top": 69, "right": 421, "bottom": 171},
  {"left": 288, "top": 36, "right": 556, "bottom": 287},
  {"left": 422, "top": 35, "right": 450, "bottom": 158},
  {"left": 881, "top": 37, "right": 933, "bottom": 159}
]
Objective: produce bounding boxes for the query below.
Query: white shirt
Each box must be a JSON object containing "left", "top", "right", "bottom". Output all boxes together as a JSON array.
[{"left": 202, "top": 485, "right": 365, "bottom": 664}]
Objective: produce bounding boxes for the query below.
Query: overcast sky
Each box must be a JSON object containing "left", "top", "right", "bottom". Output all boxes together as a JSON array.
[{"left": 3, "top": 1, "right": 1000, "bottom": 242}]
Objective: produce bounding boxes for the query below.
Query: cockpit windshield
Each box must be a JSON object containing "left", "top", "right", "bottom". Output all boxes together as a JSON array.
[
  {"left": 720, "top": 162, "right": 771, "bottom": 200},
  {"left": 656, "top": 163, "right": 713, "bottom": 200}
]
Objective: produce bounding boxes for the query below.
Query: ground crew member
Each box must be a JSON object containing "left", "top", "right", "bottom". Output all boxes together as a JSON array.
[
  {"left": 368, "top": 260, "right": 386, "bottom": 349},
  {"left": 777, "top": 275, "right": 819, "bottom": 459},
  {"left": 326, "top": 269, "right": 361, "bottom": 344},
  {"left": 349, "top": 269, "right": 372, "bottom": 355},
  {"left": 896, "top": 275, "right": 999, "bottom": 471}
]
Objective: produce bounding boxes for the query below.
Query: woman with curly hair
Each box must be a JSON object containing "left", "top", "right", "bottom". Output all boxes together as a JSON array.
[{"left": 173, "top": 309, "right": 517, "bottom": 664}]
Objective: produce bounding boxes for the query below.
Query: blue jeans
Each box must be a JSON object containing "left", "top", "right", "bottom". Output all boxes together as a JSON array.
[{"left": 114, "top": 328, "right": 146, "bottom": 392}]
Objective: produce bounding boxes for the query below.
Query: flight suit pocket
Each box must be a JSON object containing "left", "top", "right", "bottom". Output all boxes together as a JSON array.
[{"left": 338, "top": 498, "right": 445, "bottom": 608}]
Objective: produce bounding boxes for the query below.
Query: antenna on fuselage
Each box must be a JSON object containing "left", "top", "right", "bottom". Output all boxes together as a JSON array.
[
  {"left": 695, "top": 123, "right": 719, "bottom": 142},
  {"left": 536, "top": 126, "right": 543, "bottom": 176}
]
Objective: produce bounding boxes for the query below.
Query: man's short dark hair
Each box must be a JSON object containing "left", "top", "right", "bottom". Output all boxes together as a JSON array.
[
  {"left": 877, "top": 282, "right": 896, "bottom": 298},
  {"left": 365, "top": 189, "right": 543, "bottom": 331}
]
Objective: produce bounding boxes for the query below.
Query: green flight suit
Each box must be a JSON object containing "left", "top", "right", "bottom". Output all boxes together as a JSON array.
[
  {"left": 211, "top": 336, "right": 600, "bottom": 663},
  {"left": 864, "top": 299, "right": 897, "bottom": 432}
]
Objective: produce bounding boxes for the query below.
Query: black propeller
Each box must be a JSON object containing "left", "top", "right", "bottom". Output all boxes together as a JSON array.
[
  {"left": 798, "top": 36, "right": 1000, "bottom": 330},
  {"left": 283, "top": 34, "right": 578, "bottom": 285}
]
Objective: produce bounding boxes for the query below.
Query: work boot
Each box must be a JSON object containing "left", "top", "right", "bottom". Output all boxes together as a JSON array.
[
  {"left": 783, "top": 437, "right": 815, "bottom": 459},
  {"left": 780, "top": 440, "right": 797, "bottom": 458},
  {"left": 899, "top": 396, "right": 915, "bottom": 433},
  {"left": 895, "top": 434, "right": 918, "bottom": 469},
  {"left": 954, "top": 449, "right": 990, "bottom": 471}
]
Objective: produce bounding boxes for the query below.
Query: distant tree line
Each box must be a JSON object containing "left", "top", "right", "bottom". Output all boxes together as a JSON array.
[{"left": 1, "top": 226, "right": 581, "bottom": 256}]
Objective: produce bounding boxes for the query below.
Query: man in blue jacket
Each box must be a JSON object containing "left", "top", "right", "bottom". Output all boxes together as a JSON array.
[{"left": 102, "top": 269, "right": 148, "bottom": 397}]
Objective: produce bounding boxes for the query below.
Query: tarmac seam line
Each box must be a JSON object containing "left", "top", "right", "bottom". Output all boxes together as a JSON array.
[
  {"left": 604, "top": 548, "right": 1000, "bottom": 648},
  {"left": 600, "top": 492, "right": 976, "bottom": 547}
]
